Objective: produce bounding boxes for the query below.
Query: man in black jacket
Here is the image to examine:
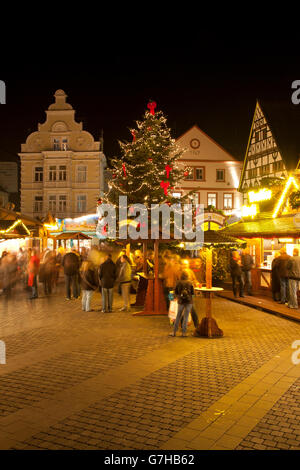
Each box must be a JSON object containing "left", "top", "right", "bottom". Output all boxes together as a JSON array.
[
  {"left": 98, "top": 253, "right": 116, "bottom": 312},
  {"left": 230, "top": 251, "right": 244, "bottom": 298},
  {"left": 241, "top": 248, "right": 254, "bottom": 296},
  {"left": 62, "top": 249, "right": 81, "bottom": 300}
]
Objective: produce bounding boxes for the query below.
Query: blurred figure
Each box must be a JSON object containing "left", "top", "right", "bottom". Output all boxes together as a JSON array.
[
  {"left": 28, "top": 249, "right": 40, "bottom": 299},
  {"left": 287, "top": 248, "right": 300, "bottom": 309},
  {"left": 146, "top": 250, "right": 155, "bottom": 276},
  {"left": 230, "top": 251, "right": 244, "bottom": 298},
  {"left": 62, "top": 248, "right": 81, "bottom": 300},
  {"left": 98, "top": 253, "right": 117, "bottom": 312},
  {"left": 79, "top": 260, "right": 98, "bottom": 312},
  {"left": 43, "top": 251, "right": 57, "bottom": 295},
  {"left": 162, "top": 254, "right": 181, "bottom": 310},
  {"left": 169, "top": 271, "right": 194, "bottom": 337},
  {"left": 241, "top": 247, "right": 254, "bottom": 296},
  {"left": 1, "top": 252, "right": 19, "bottom": 297},
  {"left": 116, "top": 255, "right": 132, "bottom": 311},
  {"left": 277, "top": 247, "right": 291, "bottom": 304},
  {"left": 271, "top": 252, "right": 281, "bottom": 301},
  {"left": 181, "top": 267, "right": 200, "bottom": 328}
]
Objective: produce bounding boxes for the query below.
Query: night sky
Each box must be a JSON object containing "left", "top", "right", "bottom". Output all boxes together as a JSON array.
[{"left": 0, "top": 34, "right": 299, "bottom": 165}]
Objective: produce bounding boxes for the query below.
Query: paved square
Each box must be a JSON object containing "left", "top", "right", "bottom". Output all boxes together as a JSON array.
[{"left": 1, "top": 281, "right": 300, "bottom": 450}]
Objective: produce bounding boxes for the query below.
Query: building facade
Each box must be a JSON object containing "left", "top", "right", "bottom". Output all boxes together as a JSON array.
[
  {"left": 174, "top": 125, "right": 243, "bottom": 228},
  {"left": 238, "top": 100, "right": 300, "bottom": 204},
  {"left": 19, "top": 89, "right": 107, "bottom": 219}
]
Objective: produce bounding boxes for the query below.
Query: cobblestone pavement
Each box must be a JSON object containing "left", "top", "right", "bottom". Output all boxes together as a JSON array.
[{"left": 1, "top": 280, "right": 300, "bottom": 450}]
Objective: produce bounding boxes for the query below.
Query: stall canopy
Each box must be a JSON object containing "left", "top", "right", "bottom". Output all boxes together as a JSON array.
[
  {"left": 0, "top": 207, "right": 42, "bottom": 238},
  {"left": 0, "top": 219, "right": 31, "bottom": 239},
  {"left": 53, "top": 232, "right": 92, "bottom": 250},
  {"left": 220, "top": 214, "right": 300, "bottom": 239}
]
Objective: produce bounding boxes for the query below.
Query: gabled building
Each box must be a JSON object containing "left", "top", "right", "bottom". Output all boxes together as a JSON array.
[
  {"left": 239, "top": 100, "right": 300, "bottom": 203},
  {"left": 174, "top": 125, "right": 243, "bottom": 229},
  {"left": 19, "top": 90, "right": 107, "bottom": 220}
]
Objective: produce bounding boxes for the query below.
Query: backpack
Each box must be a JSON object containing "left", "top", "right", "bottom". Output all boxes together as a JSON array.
[{"left": 180, "top": 287, "right": 189, "bottom": 302}]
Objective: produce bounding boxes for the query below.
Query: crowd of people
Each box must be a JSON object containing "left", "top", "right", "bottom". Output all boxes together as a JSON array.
[{"left": 229, "top": 246, "right": 300, "bottom": 310}]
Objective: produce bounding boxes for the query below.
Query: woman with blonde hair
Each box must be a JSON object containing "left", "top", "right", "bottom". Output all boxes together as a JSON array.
[{"left": 79, "top": 260, "right": 98, "bottom": 312}]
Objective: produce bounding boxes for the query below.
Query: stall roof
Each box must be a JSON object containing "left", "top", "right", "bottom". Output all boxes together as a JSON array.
[
  {"left": 53, "top": 232, "right": 92, "bottom": 240},
  {"left": 220, "top": 214, "right": 300, "bottom": 239}
]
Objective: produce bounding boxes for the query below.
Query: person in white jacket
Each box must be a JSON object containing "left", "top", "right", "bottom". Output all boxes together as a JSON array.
[{"left": 116, "top": 255, "right": 132, "bottom": 311}]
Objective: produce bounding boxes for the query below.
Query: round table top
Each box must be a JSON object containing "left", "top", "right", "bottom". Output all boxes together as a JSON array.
[{"left": 195, "top": 287, "right": 224, "bottom": 292}]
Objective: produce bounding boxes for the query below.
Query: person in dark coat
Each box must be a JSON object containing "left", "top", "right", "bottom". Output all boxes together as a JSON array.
[
  {"left": 169, "top": 271, "right": 194, "bottom": 337},
  {"left": 276, "top": 247, "right": 291, "bottom": 304},
  {"left": 98, "top": 254, "right": 117, "bottom": 312},
  {"left": 62, "top": 249, "right": 81, "bottom": 300},
  {"left": 287, "top": 248, "right": 300, "bottom": 309},
  {"left": 230, "top": 251, "right": 244, "bottom": 298},
  {"left": 271, "top": 252, "right": 281, "bottom": 301},
  {"left": 79, "top": 261, "right": 98, "bottom": 312},
  {"left": 241, "top": 248, "right": 254, "bottom": 295}
]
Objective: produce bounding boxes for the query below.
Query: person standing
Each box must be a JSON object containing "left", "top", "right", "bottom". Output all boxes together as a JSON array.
[
  {"left": 241, "top": 248, "right": 254, "bottom": 296},
  {"left": 169, "top": 271, "right": 194, "bottom": 337},
  {"left": 162, "top": 255, "right": 181, "bottom": 310},
  {"left": 62, "top": 248, "right": 81, "bottom": 300},
  {"left": 181, "top": 267, "right": 200, "bottom": 329},
  {"left": 287, "top": 248, "right": 300, "bottom": 309},
  {"left": 27, "top": 249, "right": 40, "bottom": 299},
  {"left": 98, "top": 253, "right": 117, "bottom": 312},
  {"left": 229, "top": 251, "right": 244, "bottom": 298},
  {"left": 271, "top": 252, "right": 281, "bottom": 301},
  {"left": 79, "top": 261, "right": 98, "bottom": 312},
  {"left": 276, "top": 247, "right": 291, "bottom": 304},
  {"left": 116, "top": 255, "right": 132, "bottom": 311}
]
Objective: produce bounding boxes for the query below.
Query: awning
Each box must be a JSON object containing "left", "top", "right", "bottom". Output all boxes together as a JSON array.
[
  {"left": 53, "top": 232, "right": 92, "bottom": 240},
  {"left": 220, "top": 214, "right": 300, "bottom": 239}
]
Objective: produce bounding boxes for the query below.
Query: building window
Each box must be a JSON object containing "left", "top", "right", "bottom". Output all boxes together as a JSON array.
[
  {"left": 195, "top": 167, "right": 205, "bottom": 181},
  {"left": 53, "top": 139, "right": 60, "bottom": 150},
  {"left": 172, "top": 192, "right": 181, "bottom": 198},
  {"left": 273, "top": 160, "right": 283, "bottom": 172},
  {"left": 33, "top": 196, "right": 43, "bottom": 213},
  {"left": 49, "top": 166, "right": 57, "bottom": 182},
  {"left": 216, "top": 169, "right": 225, "bottom": 182},
  {"left": 58, "top": 195, "right": 67, "bottom": 212},
  {"left": 49, "top": 195, "right": 56, "bottom": 213},
  {"left": 34, "top": 167, "right": 43, "bottom": 182},
  {"left": 184, "top": 168, "right": 194, "bottom": 180},
  {"left": 208, "top": 193, "right": 217, "bottom": 208},
  {"left": 53, "top": 137, "right": 68, "bottom": 150},
  {"left": 248, "top": 168, "right": 258, "bottom": 179},
  {"left": 260, "top": 164, "right": 270, "bottom": 176},
  {"left": 58, "top": 165, "right": 67, "bottom": 181},
  {"left": 77, "top": 195, "right": 86, "bottom": 213},
  {"left": 188, "top": 193, "right": 199, "bottom": 204},
  {"left": 223, "top": 193, "right": 233, "bottom": 209},
  {"left": 77, "top": 166, "right": 87, "bottom": 183}
]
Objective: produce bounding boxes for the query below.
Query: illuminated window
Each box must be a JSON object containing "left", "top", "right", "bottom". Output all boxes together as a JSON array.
[
  {"left": 34, "top": 167, "right": 43, "bottom": 182},
  {"left": 53, "top": 137, "right": 68, "bottom": 150},
  {"left": 224, "top": 193, "right": 233, "bottom": 209},
  {"left": 208, "top": 193, "right": 217, "bottom": 208},
  {"left": 172, "top": 192, "right": 181, "bottom": 198},
  {"left": 216, "top": 169, "right": 225, "bottom": 182}
]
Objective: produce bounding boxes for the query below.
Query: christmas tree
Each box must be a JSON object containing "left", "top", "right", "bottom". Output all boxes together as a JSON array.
[{"left": 103, "top": 101, "right": 190, "bottom": 210}]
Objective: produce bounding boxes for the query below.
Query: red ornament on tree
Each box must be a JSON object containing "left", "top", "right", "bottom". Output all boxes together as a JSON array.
[
  {"left": 122, "top": 163, "right": 127, "bottom": 177},
  {"left": 131, "top": 130, "right": 136, "bottom": 142},
  {"left": 147, "top": 101, "right": 157, "bottom": 115},
  {"left": 165, "top": 165, "right": 172, "bottom": 178},
  {"left": 160, "top": 180, "right": 170, "bottom": 196},
  {"left": 97, "top": 198, "right": 102, "bottom": 205}
]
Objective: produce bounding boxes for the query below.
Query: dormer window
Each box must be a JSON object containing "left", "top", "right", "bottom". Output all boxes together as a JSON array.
[{"left": 52, "top": 137, "right": 69, "bottom": 150}]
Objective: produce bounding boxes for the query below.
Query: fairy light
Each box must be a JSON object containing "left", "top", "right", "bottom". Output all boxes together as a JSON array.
[
  {"left": 273, "top": 176, "right": 299, "bottom": 218},
  {"left": 0, "top": 219, "right": 30, "bottom": 236}
]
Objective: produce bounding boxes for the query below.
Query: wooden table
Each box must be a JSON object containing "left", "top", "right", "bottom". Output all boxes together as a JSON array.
[{"left": 194, "top": 287, "right": 224, "bottom": 338}]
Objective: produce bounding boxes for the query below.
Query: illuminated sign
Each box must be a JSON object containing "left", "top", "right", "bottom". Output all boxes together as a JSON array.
[
  {"left": 248, "top": 188, "right": 272, "bottom": 203},
  {"left": 241, "top": 204, "right": 257, "bottom": 218}
]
